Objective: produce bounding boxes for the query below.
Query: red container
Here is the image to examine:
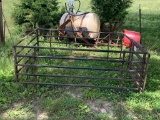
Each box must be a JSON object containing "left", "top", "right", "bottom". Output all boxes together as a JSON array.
[{"left": 123, "top": 29, "right": 141, "bottom": 48}]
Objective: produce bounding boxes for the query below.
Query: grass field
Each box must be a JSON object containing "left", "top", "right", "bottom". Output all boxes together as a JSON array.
[{"left": 0, "top": 0, "right": 160, "bottom": 120}]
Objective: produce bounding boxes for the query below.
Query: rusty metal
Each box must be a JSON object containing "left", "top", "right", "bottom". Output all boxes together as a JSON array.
[
  {"left": 58, "top": 0, "right": 124, "bottom": 46},
  {"left": 13, "top": 28, "right": 150, "bottom": 92}
]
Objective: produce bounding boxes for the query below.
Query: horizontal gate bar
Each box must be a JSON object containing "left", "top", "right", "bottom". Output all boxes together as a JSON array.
[
  {"left": 17, "top": 73, "right": 139, "bottom": 81},
  {"left": 16, "top": 64, "right": 143, "bottom": 73},
  {"left": 18, "top": 82, "right": 140, "bottom": 91},
  {"left": 15, "top": 46, "right": 147, "bottom": 54},
  {"left": 17, "top": 55, "right": 123, "bottom": 61},
  {"left": 16, "top": 55, "right": 143, "bottom": 63},
  {"left": 38, "top": 40, "right": 122, "bottom": 47}
]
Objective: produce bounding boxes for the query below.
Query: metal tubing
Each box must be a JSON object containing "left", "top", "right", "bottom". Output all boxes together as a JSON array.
[
  {"left": 19, "top": 82, "right": 139, "bottom": 91},
  {"left": 139, "top": 4, "right": 142, "bottom": 44},
  {"left": 13, "top": 28, "right": 150, "bottom": 91},
  {"left": 141, "top": 54, "right": 146, "bottom": 91},
  {"left": 34, "top": 47, "right": 37, "bottom": 83},
  {"left": 120, "top": 52, "right": 126, "bottom": 84},
  {"left": 49, "top": 29, "right": 52, "bottom": 53},
  {"left": 142, "top": 54, "right": 150, "bottom": 92},
  {"left": 16, "top": 64, "right": 142, "bottom": 73},
  {"left": 38, "top": 40, "right": 122, "bottom": 47},
  {"left": 129, "top": 65, "right": 141, "bottom": 79},
  {"left": 16, "top": 43, "right": 36, "bottom": 63},
  {"left": 129, "top": 72, "right": 141, "bottom": 89},
  {"left": 13, "top": 29, "right": 37, "bottom": 46},
  {"left": 17, "top": 58, "right": 31, "bottom": 73},
  {"left": 15, "top": 46, "right": 146, "bottom": 54},
  {"left": 17, "top": 73, "right": 139, "bottom": 82},
  {"left": 13, "top": 46, "right": 19, "bottom": 82},
  {"left": 134, "top": 53, "right": 143, "bottom": 61},
  {"left": 16, "top": 36, "right": 37, "bottom": 55},
  {"left": 133, "top": 60, "right": 142, "bottom": 70}
]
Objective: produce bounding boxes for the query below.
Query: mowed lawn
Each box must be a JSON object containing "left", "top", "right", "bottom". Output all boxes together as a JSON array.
[{"left": 0, "top": 0, "right": 160, "bottom": 120}]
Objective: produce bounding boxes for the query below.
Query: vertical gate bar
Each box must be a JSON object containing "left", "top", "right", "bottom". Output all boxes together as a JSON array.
[
  {"left": 119, "top": 34, "right": 123, "bottom": 59},
  {"left": 107, "top": 33, "right": 110, "bottom": 59},
  {"left": 13, "top": 46, "right": 19, "bottom": 82},
  {"left": 128, "top": 42, "right": 136, "bottom": 88},
  {"left": 142, "top": 53, "right": 150, "bottom": 92},
  {"left": 141, "top": 54, "right": 147, "bottom": 92},
  {"left": 49, "top": 29, "right": 52, "bottom": 53},
  {"left": 120, "top": 52, "right": 126, "bottom": 85},
  {"left": 36, "top": 29, "right": 39, "bottom": 52},
  {"left": 34, "top": 47, "right": 38, "bottom": 84},
  {"left": 128, "top": 42, "right": 134, "bottom": 68},
  {"left": 127, "top": 39, "right": 132, "bottom": 68},
  {"left": 139, "top": 4, "right": 142, "bottom": 44},
  {"left": 33, "top": 46, "right": 39, "bottom": 93},
  {"left": 35, "top": 31, "right": 39, "bottom": 119}
]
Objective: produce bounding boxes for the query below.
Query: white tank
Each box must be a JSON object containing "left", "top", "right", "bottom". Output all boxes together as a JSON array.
[{"left": 59, "top": 12, "right": 100, "bottom": 38}]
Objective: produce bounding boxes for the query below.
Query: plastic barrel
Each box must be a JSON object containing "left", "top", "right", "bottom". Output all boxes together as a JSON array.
[{"left": 123, "top": 29, "right": 141, "bottom": 48}]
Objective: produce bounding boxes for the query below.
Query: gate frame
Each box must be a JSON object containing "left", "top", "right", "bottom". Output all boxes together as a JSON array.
[{"left": 13, "top": 28, "right": 150, "bottom": 92}]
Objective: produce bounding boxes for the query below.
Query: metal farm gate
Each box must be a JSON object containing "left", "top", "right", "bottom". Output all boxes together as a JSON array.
[{"left": 13, "top": 28, "right": 150, "bottom": 92}]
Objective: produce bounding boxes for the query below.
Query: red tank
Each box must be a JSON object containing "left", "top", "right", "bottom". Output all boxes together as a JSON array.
[{"left": 123, "top": 29, "right": 141, "bottom": 48}]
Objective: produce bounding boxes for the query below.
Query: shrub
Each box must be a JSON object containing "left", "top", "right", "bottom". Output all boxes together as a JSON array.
[
  {"left": 91, "top": 0, "right": 132, "bottom": 31},
  {"left": 13, "top": 0, "right": 64, "bottom": 31}
]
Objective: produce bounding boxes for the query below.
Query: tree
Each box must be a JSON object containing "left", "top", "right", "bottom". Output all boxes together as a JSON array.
[
  {"left": 91, "top": 0, "right": 132, "bottom": 31},
  {"left": 13, "top": 0, "right": 64, "bottom": 31}
]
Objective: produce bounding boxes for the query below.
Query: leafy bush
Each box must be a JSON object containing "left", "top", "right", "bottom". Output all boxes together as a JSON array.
[
  {"left": 13, "top": 0, "right": 64, "bottom": 31},
  {"left": 91, "top": 0, "right": 132, "bottom": 31}
]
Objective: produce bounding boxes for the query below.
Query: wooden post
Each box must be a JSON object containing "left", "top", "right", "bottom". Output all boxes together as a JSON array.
[{"left": 0, "top": 0, "right": 4, "bottom": 45}]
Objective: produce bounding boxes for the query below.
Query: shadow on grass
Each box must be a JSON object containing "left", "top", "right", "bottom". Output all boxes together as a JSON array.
[
  {"left": 0, "top": 87, "right": 138, "bottom": 120},
  {"left": 0, "top": 81, "right": 159, "bottom": 120},
  {"left": 145, "top": 56, "right": 160, "bottom": 92}
]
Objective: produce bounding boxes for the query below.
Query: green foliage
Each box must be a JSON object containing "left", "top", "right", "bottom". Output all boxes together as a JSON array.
[
  {"left": 0, "top": 82, "right": 26, "bottom": 110},
  {"left": 41, "top": 96, "right": 91, "bottom": 119},
  {"left": 12, "top": 0, "right": 64, "bottom": 30},
  {"left": 1, "top": 0, "right": 160, "bottom": 119},
  {"left": 91, "top": 0, "right": 132, "bottom": 29}
]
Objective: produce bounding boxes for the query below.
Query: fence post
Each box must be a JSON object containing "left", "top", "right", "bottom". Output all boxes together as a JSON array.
[
  {"left": 139, "top": 4, "right": 142, "bottom": 44},
  {"left": 0, "top": 0, "right": 4, "bottom": 45}
]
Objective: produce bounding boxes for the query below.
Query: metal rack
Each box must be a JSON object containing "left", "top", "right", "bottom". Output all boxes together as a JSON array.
[{"left": 13, "top": 28, "right": 150, "bottom": 92}]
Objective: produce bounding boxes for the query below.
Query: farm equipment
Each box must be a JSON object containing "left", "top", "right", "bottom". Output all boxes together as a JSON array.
[
  {"left": 58, "top": 0, "right": 128, "bottom": 46},
  {"left": 58, "top": 0, "right": 100, "bottom": 44}
]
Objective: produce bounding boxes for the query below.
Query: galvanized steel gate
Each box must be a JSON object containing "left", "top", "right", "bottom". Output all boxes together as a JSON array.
[{"left": 13, "top": 28, "right": 150, "bottom": 92}]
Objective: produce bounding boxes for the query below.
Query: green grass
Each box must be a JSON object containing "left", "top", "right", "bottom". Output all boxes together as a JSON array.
[{"left": 0, "top": 0, "right": 160, "bottom": 120}]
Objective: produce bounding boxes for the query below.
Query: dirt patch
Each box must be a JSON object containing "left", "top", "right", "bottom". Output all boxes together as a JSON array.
[
  {"left": 1, "top": 99, "right": 49, "bottom": 120},
  {"left": 32, "top": 97, "right": 49, "bottom": 120}
]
